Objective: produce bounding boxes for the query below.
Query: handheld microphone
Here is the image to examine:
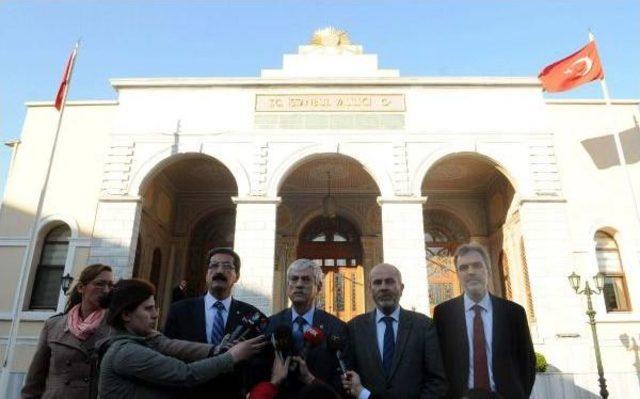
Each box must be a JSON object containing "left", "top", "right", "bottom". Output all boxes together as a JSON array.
[
  {"left": 237, "top": 311, "right": 268, "bottom": 340},
  {"left": 273, "top": 324, "right": 293, "bottom": 355},
  {"left": 301, "top": 327, "right": 325, "bottom": 360},
  {"left": 327, "top": 335, "right": 348, "bottom": 375}
]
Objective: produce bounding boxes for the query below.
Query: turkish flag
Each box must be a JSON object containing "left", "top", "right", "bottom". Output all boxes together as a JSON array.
[
  {"left": 54, "top": 47, "right": 77, "bottom": 110},
  {"left": 538, "top": 41, "right": 604, "bottom": 92}
]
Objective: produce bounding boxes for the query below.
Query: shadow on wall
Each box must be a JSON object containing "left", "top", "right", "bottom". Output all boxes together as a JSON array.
[
  {"left": 581, "top": 125, "right": 640, "bottom": 169},
  {"left": 620, "top": 333, "right": 640, "bottom": 390},
  {"left": 532, "top": 363, "right": 602, "bottom": 399}
]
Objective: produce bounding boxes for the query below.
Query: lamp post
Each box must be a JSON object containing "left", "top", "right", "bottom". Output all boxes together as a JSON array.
[
  {"left": 568, "top": 271, "right": 609, "bottom": 399},
  {"left": 61, "top": 273, "right": 74, "bottom": 295}
]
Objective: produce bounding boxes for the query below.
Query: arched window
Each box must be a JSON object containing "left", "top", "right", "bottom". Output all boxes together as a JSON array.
[
  {"left": 595, "top": 231, "right": 631, "bottom": 312},
  {"left": 29, "top": 225, "right": 71, "bottom": 310}
]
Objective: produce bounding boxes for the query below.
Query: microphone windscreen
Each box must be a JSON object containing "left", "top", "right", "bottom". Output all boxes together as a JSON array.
[
  {"left": 303, "top": 327, "right": 325, "bottom": 347},
  {"left": 327, "top": 335, "right": 345, "bottom": 352},
  {"left": 274, "top": 325, "right": 293, "bottom": 352}
]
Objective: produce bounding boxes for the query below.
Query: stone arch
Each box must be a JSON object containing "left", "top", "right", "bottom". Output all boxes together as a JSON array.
[
  {"left": 130, "top": 146, "right": 249, "bottom": 197},
  {"left": 266, "top": 144, "right": 392, "bottom": 198},
  {"left": 411, "top": 146, "right": 521, "bottom": 197}
]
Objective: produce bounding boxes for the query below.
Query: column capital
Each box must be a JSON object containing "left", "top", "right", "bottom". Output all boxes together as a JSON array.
[
  {"left": 376, "top": 196, "right": 427, "bottom": 205},
  {"left": 232, "top": 196, "right": 282, "bottom": 205}
]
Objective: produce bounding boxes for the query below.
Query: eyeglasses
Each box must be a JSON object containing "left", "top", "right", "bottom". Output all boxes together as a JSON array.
[{"left": 208, "top": 262, "right": 236, "bottom": 272}]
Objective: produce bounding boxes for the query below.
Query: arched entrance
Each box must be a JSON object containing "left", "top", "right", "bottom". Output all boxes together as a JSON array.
[
  {"left": 422, "top": 154, "right": 534, "bottom": 317},
  {"left": 137, "top": 154, "right": 238, "bottom": 320},
  {"left": 297, "top": 216, "right": 365, "bottom": 321},
  {"left": 424, "top": 210, "right": 470, "bottom": 314},
  {"left": 275, "top": 154, "right": 382, "bottom": 321}
]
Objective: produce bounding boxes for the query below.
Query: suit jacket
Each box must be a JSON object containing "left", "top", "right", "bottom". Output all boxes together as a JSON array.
[
  {"left": 254, "top": 308, "right": 348, "bottom": 399},
  {"left": 164, "top": 295, "right": 265, "bottom": 399},
  {"left": 433, "top": 294, "right": 536, "bottom": 399},
  {"left": 347, "top": 308, "right": 448, "bottom": 399}
]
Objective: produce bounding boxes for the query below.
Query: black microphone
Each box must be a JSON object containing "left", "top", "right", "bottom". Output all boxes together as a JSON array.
[{"left": 327, "top": 335, "right": 348, "bottom": 375}]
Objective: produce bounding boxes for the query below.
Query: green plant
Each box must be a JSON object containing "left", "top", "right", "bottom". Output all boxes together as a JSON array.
[{"left": 535, "top": 352, "right": 548, "bottom": 372}]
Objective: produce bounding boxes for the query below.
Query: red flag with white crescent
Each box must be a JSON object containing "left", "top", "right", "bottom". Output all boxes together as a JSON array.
[
  {"left": 54, "top": 46, "right": 78, "bottom": 111},
  {"left": 538, "top": 41, "right": 604, "bottom": 93}
]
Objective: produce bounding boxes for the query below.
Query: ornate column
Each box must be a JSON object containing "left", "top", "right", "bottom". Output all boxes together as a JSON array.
[
  {"left": 378, "top": 196, "right": 429, "bottom": 314},
  {"left": 232, "top": 197, "right": 280, "bottom": 316}
]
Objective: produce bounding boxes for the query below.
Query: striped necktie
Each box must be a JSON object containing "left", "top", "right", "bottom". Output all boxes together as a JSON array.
[{"left": 210, "top": 301, "right": 225, "bottom": 345}]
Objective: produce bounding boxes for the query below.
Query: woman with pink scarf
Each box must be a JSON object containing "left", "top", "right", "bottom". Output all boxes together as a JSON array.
[{"left": 22, "top": 264, "right": 213, "bottom": 399}]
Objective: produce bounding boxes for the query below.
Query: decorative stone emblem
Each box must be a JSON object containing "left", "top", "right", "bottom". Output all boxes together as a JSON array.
[{"left": 310, "top": 27, "right": 351, "bottom": 47}]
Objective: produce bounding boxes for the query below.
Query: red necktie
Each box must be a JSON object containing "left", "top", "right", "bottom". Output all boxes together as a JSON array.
[{"left": 473, "top": 304, "right": 490, "bottom": 390}]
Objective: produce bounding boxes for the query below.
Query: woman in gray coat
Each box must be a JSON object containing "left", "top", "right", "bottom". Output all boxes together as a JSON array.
[
  {"left": 98, "top": 278, "right": 265, "bottom": 399},
  {"left": 21, "top": 264, "right": 213, "bottom": 399}
]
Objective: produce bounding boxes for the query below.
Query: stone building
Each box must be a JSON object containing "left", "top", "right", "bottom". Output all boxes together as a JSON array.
[{"left": 1, "top": 28, "right": 639, "bottom": 397}]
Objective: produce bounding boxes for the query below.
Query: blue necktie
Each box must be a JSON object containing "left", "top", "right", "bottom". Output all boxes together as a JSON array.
[
  {"left": 210, "top": 301, "right": 225, "bottom": 345},
  {"left": 382, "top": 316, "right": 395, "bottom": 377},
  {"left": 293, "top": 316, "right": 306, "bottom": 353}
]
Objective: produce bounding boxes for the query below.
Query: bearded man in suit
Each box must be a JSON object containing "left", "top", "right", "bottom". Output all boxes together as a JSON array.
[
  {"left": 433, "top": 243, "right": 535, "bottom": 399},
  {"left": 342, "top": 263, "right": 448, "bottom": 399}
]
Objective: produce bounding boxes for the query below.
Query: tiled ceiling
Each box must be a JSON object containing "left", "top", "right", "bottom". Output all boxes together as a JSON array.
[
  {"left": 280, "top": 155, "right": 380, "bottom": 194},
  {"left": 158, "top": 156, "right": 238, "bottom": 193},
  {"left": 422, "top": 156, "right": 506, "bottom": 193}
]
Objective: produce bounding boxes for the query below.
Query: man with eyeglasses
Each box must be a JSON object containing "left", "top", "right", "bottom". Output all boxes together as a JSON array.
[{"left": 164, "top": 247, "right": 265, "bottom": 399}]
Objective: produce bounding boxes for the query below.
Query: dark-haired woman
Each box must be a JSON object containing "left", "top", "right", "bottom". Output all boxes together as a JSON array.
[
  {"left": 98, "top": 278, "right": 265, "bottom": 399},
  {"left": 21, "top": 264, "right": 213, "bottom": 399}
]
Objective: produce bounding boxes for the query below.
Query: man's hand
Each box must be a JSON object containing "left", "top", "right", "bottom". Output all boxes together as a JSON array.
[
  {"left": 341, "top": 370, "right": 364, "bottom": 397},
  {"left": 292, "top": 356, "right": 315, "bottom": 384},
  {"left": 270, "top": 354, "right": 291, "bottom": 386},
  {"left": 227, "top": 335, "right": 266, "bottom": 363}
]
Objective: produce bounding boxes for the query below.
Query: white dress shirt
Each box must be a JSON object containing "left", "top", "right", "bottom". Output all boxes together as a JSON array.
[
  {"left": 204, "top": 293, "right": 232, "bottom": 344},
  {"left": 464, "top": 292, "right": 496, "bottom": 391}
]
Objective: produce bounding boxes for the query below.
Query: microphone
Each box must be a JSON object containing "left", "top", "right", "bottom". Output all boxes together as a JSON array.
[
  {"left": 228, "top": 311, "right": 268, "bottom": 342},
  {"left": 301, "top": 327, "right": 325, "bottom": 360},
  {"left": 273, "top": 324, "right": 294, "bottom": 364},
  {"left": 237, "top": 311, "right": 268, "bottom": 340},
  {"left": 327, "top": 335, "right": 348, "bottom": 375}
]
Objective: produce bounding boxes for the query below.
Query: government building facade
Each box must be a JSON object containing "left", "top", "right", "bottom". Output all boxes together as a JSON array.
[{"left": 1, "top": 29, "right": 639, "bottom": 397}]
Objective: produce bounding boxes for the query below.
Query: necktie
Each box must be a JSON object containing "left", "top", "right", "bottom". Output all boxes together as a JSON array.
[
  {"left": 472, "top": 304, "right": 490, "bottom": 390},
  {"left": 382, "top": 316, "right": 395, "bottom": 377},
  {"left": 293, "top": 316, "right": 306, "bottom": 353},
  {"left": 210, "top": 301, "right": 225, "bottom": 345}
]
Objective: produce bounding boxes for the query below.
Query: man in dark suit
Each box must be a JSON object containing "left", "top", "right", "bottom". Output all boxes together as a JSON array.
[
  {"left": 433, "top": 243, "right": 535, "bottom": 399},
  {"left": 342, "top": 263, "right": 448, "bottom": 399},
  {"left": 256, "top": 258, "right": 348, "bottom": 398},
  {"left": 164, "top": 247, "right": 265, "bottom": 399}
]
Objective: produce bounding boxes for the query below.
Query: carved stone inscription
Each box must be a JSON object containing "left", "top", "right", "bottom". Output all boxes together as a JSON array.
[{"left": 255, "top": 94, "right": 405, "bottom": 112}]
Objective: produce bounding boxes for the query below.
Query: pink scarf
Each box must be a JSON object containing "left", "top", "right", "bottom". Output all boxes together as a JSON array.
[{"left": 67, "top": 304, "right": 106, "bottom": 340}]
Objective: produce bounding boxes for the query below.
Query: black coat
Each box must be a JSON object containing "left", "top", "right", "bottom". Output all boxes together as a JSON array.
[
  {"left": 346, "top": 308, "right": 448, "bottom": 399},
  {"left": 251, "top": 308, "right": 348, "bottom": 399},
  {"left": 163, "top": 296, "right": 265, "bottom": 399},
  {"left": 432, "top": 294, "right": 536, "bottom": 399}
]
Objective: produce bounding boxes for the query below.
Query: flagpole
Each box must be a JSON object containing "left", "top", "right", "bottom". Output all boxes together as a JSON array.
[
  {"left": 0, "top": 41, "right": 80, "bottom": 396},
  {"left": 589, "top": 32, "right": 640, "bottom": 228}
]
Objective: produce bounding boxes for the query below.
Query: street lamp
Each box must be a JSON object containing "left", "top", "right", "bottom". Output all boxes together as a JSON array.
[
  {"left": 568, "top": 271, "right": 608, "bottom": 398},
  {"left": 60, "top": 273, "right": 74, "bottom": 294}
]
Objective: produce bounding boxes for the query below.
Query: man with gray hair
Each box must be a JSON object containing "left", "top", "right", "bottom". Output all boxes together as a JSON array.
[
  {"left": 254, "top": 259, "right": 348, "bottom": 398},
  {"left": 433, "top": 243, "right": 535, "bottom": 399}
]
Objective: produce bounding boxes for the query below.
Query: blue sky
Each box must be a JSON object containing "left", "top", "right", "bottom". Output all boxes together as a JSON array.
[{"left": 1, "top": 0, "right": 639, "bottom": 197}]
